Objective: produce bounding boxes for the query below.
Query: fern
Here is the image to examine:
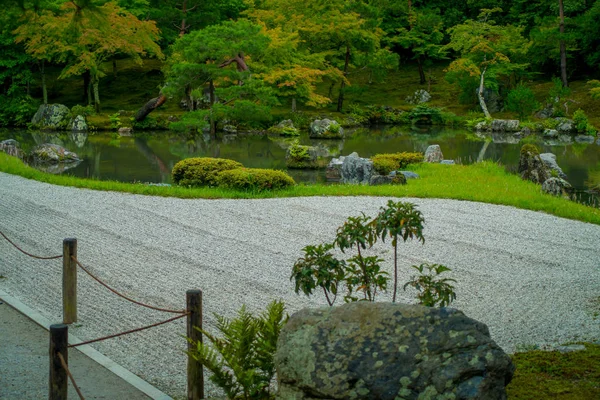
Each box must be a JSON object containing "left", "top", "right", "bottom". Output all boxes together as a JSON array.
[{"left": 188, "top": 300, "right": 288, "bottom": 399}]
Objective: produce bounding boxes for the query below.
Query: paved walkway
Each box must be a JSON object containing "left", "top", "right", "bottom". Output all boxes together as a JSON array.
[{"left": 0, "top": 299, "right": 151, "bottom": 400}]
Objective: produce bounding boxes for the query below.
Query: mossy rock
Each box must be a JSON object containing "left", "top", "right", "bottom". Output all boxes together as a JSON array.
[
  {"left": 31, "top": 104, "right": 70, "bottom": 130},
  {"left": 216, "top": 168, "right": 295, "bottom": 191},
  {"left": 172, "top": 157, "right": 243, "bottom": 187},
  {"left": 520, "top": 144, "right": 540, "bottom": 156},
  {"left": 372, "top": 152, "right": 424, "bottom": 175}
]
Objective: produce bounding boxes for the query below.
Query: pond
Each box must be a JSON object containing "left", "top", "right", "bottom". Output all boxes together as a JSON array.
[{"left": 2, "top": 126, "right": 600, "bottom": 204}]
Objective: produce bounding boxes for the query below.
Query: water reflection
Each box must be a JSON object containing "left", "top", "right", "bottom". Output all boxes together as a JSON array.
[{"left": 1, "top": 127, "right": 599, "bottom": 197}]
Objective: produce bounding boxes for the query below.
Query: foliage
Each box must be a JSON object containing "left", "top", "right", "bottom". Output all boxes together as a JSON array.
[
  {"left": 70, "top": 104, "right": 96, "bottom": 117},
  {"left": 507, "top": 343, "right": 600, "bottom": 399},
  {"left": 521, "top": 144, "right": 540, "bottom": 156},
  {"left": 403, "top": 263, "right": 456, "bottom": 307},
  {"left": 287, "top": 141, "right": 311, "bottom": 162},
  {"left": 348, "top": 105, "right": 407, "bottom": 125},
  {"left": 0, "top": 95, "right": 39, "bottom": 127},
  {"left": 188, "top": 300, "right": 287, "bottom": 399},
  {"left": 216, "top": 168, "right": 296, "bottom": 191},
  {"left": 505, "top": 85, "right": 540, "bottom": 120},
  {"left": 372, "top": 152, "right": 423, "bottom": 175},
  {"left": 109, "top": 113, "right": 121, "bottom": 129},
  {"left": 169, "top": 110, "right": 209, "bottom": 133},
  {"left": 572, "top": 109, "right": 597, "bottom": 136},
  {"left": 172, "top": 157, "right": 243, "bottom": 186},
  {"left": 407, "top": 105, "right": 444, "bottom": 125}
]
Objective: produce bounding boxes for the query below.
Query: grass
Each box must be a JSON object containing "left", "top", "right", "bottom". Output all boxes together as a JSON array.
[
  {"left": 2, "top": 152, "right": 600, "bottom": 225},
  {"left": 507, "top": 343, "right": 600, "bottom": 399}
]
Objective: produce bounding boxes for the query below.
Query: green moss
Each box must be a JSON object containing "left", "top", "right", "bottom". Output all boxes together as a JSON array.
[
  {"left": 372, "top": 152, "right": 424, "bottom": 175},
  {"left": 216, "top": 168, "right": 296, "bottom": 191},
  {"left": 520, "top": 144, "right": 540, "bottom": 156},
  {"left": 172, "top": 157, "right": 243, "bottom": 187},
  {"left": 507, "top": 343, "right": 600, "bottom": 399}
]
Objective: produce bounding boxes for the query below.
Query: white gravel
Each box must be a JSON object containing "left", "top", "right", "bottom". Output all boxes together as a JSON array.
[{"left": 1, "top": 172, "right": 599, "bottom": 398}]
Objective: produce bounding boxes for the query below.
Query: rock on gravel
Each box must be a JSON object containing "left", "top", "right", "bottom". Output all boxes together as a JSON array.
[{"left": 1, "top": 172, "right": 599, "bottom": 398}]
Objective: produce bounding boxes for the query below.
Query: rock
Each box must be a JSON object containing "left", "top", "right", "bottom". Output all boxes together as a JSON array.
[
  {"left": 539, "top": 153, "right": 567, "bottom": 179},
  {"left": 326, "top": 157, "right": 345, "bottom": 181},
  {"left": 543, "top": 129, "right": 558, "bottom": 138},
  {"left": 555, "top": 344, "right": 587, "bottom": 353},
  {"left": 518, "top": 145, "right": 551, "bottom": 184},
  {"left": 491, "top": 119, "right": 520, "bottom": 132},
  {"left": 0, "top": 139, "right": 24, "bottom": 159},
  {"left": 405, "top": 89, "right": 432, "bottom": 104},
  {"left": 309, "top": 119, "right": 344, "bottom": 139},
  {"left": 369, "top": 173, "right": 407, "bottom": 186},
  {"left": 31, "top": 104, "right": 70, "bottom": 130},
  {"left": 223, "top": 124, "right": 237, "bottom": 134},
  {"left": 424, "top": 145, "right": 443, "bottom": 163},
  {"left": 270, "top": 119, "right": 299, "bottom": 136},
  {"left": 575, "top": 135, "right": 595, "bottom": 144},
  {"left": 542, "top": 177, "right": 573, "bottom": 198},
  {"left": 30, "top": 143, "right": 80, "bottom": 164},
  {"left": 341, "top": 152, "right": 374, "bottom": 184},
  {"left": 396, "top": 171, "right": 420, "bottom": 180},
  {"left": 286, "top": 143, "right": 322, "bottom": 169},
  {"left": 70, "top": 115, "right": 88, "bottom": 132},
  {"left": 440, "top": 160, "right": 455, "bottom": 165},
  {"left": 275, "top": 302, "right": 514, "bottom": 400},
  {"left": 535, "top": 103, "right": 555, "bottom": 119},
  {"left": 555, "top": 118, "right": 575, "bottom": 134},
  {"left": 118, "top": 127, "right": 133, "bottom": 136}
]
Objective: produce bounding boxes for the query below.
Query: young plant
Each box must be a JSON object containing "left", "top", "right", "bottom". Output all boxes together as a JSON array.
[
  {"left": 291, "top": 243, "right": 345, "bottom": 306},
  {"left": 403, "top": 263, "right": 457, "bottom": 307},
  {"left": 188, "top": 300, "right": 287, "bottom": 399},
  {"left": 374, "top": 200, "right": 425, "bottom": 302}
]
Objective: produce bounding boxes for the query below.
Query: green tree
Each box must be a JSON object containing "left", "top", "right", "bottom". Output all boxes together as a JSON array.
[
  {"left": 505, "top": 84, "right": 540, "bottom": 119},
  {"left": 15, "top": 0, "right": 163, "bottom": 112},
  {"left": 445, "top": 8, "right": 530, "bottom": 118}
]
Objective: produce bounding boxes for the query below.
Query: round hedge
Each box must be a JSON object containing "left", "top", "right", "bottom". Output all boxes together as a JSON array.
[
  {"left": 372, "top": 152, "right": 423, "bottom": 175},
  {"left": 172, "top": 157, "right": 243, "bottom": 187},
  {"left": 216, "top": 168, "right": 296, "bottom": 191}
]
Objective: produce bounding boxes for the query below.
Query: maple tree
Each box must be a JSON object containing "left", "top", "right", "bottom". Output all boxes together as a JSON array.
[{"left": 15, "top": 0, "right": 163, "bottom": 112}]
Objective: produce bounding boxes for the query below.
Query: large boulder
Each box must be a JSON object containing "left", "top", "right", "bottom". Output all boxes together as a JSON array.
[
  {"left": 542, "top": 177, "right": 573, "bottom": 198},
  {"left": 30, "top": 143, "right": 80, "bottom": 164},
  {"left": 405, "top": 89, "right": 432, "bottom": 104},
  {"left": 309, "top": 119, "right": 344, "bottom": 139},
  {"left": 70, "top": 115, "right": 88, "bottom": 132},
  {"left": 0, "top": 139, "right": 24, "bottom": 159},
  {"left": 424, "top": 144, "right": 443, "bottom": 163},
  {"left": 539, "top": 153, "right": 567, "bottom": 179},
  {"left": 555, "top": 118, "right": 576, "bottom": 134},
  {"left": 276, "top": 302, "right": 515, "bottom": 400},
  {"left": 341, "top": 152, "right": 374, "bottom": 184},
  {"left": 491, "top": 119, "right": 520, "bottom": 132},
  {"left": 31, "top": 104, "right": 70, "bottom": 129},
  {"left": 518, "top": 145, "right": 551, "bottom": 184}
]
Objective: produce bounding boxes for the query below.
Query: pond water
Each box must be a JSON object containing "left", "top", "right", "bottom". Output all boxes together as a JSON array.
[{"left": 2, "top": 126, "right": 600, "bottom": 204}]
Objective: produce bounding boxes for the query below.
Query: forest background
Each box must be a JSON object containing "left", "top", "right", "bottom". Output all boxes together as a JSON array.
[{"left": 3, "top": 0, "right": 600, "bottom": 131}]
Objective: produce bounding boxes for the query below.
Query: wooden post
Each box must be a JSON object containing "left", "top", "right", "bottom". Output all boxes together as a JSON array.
[
  {"left": 62, "top": 238, "right": 77, "bottom": 324},
  {"left": 187, "top": 290, "right": 203, "bottom": 400},
  {"left": 49, "top": 324, "right": 68, "bottom": 400}
]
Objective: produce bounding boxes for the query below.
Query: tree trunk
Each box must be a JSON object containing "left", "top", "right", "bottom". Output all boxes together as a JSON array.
[
  {"left": 135, "top": 93, "right": 167, "bottom": 121},
  {"left": 209, "top": 79, "right": 216, "bottom": 136},
  {"left": 478, "top": 67, "right": 491, "bottom": 118},
  {"left": 93, "top": 76, "right": 101, "bottom": 113},
  {"left": 337, "top": 46, "right": 351, "bottom": 112},
  {"left": 559, "top": 0, "right": 568, "bottom": 87},
  {"left": 291, "top": 97, "right": 297, "bottom": 112},
  {"left": 179, "top": 0, "right": 188, "bottom": 37},
  {"left": 417, "top": 56, "right": 426, "bottom": 85},
  {"left": 83, "top": 70, "right": 90, "bottom": 104},
  {"left": 41, "top": 60, "right": 47, "bottom": 104}
]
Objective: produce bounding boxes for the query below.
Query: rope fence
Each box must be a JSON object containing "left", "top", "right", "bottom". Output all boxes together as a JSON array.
[{"left": 1, "top": 230, "right": 205, "bottom": 400}]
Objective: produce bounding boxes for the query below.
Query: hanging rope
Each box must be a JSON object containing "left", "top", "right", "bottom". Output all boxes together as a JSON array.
[
  {"left": 57, "top": 352, "right": 86, "bottom": 400},
  {"left": 0, "top": 231, "right": 62, "bottom": 260}
]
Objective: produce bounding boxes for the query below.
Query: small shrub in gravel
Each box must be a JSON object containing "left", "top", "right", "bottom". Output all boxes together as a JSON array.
[
  {"left": 172, "top": 157, "right": 243, "bottom": 187},
  {"left": 217, "top": 168, "right": 296, "bottom": 191}
]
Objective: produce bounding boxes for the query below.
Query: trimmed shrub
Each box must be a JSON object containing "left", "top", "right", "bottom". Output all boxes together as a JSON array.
[
  {"left": 172, "top": 157, "right": 243, "bottom": 187},
  {"left": 217, "top": 168, "right": 296, "bottom": 191},
  {"left": 372, "top": 152, "right": 424, "bottom": 175}
]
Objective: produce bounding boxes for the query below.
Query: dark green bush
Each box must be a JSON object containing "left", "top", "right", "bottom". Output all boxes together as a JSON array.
[
  {"left": 217, "top": 168, "right": 296, "bottom": 191},
  {"left": 407, "top": 105, "right": 444, "bottom": 124},
  {"left": 172, "top": 157, "right": 243, "bottom": 187},
  {"left": 505, "top": 85, "right": 539, "bottom": 120},
  {"left": 0, "top": 95, "right": 39, "bottom": 127},
  {"left": 372, "top": 152, "right": 424, "bottom": 175}
]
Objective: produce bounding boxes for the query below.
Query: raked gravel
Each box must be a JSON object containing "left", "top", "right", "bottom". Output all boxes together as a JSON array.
[{"left": 1, "top": 171, "right": 599, "bottom": 398}]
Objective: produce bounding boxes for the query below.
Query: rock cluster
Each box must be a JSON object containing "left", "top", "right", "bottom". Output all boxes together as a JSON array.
[{"left": 309, "top": 119, "right": 344, "bottom": 139}]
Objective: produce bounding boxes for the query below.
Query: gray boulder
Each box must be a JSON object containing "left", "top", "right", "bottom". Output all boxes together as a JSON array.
[
  {"left": 118, "top": 127, "right": 133, "bottom": 136},
  {"left": 276, "top": 302, "right": 514, "bottom": 400},
  {"left": 555, "top": 118, "right": 575, "bottom": 134},
  {"left": 341, "top": 152, "right": 374, "bottom": 184},
  {"left": 70, "top": 115, "right": 88, "bottom": 132},
  {"left": 535, "top": 103, "right": 555, "bottom": 119},
  {"left": 369, "top": 174, "right": 407, "bottom": 186},
  {"left": 396, "top": 171, "right": 420, "bottom": 180},
  {"left": 0, "top": 139, "right": 24, "bottom": 159},
  {"left": 405, "top": 89, "right": 432, "bottom": 104},
  {"left": 519, "top": 146, "right": 551, "bottom": 184},
  {"left": 491, "top": 119, "right": 520, "bottom": 132},
  {"left": 326, "top": 157, "right": 344, "bottom": 181},
  {"left": 31, "top": 104, "right": 70, "bottom": 129},
  {"left": 542, "top": 177, "right": 573, "bottom": 198},
  {"left": 424, "top": 145, "right": 443, "bottom": 163},
  {"left": 539, "top": 153, "right": 567, "bottom": 179},
  {"left": 543, "top": 129, "right": 558, "bottom": 138},
  {"left": 309, "top": 119, "right": 344, "bottom": 138},
  {"left": 30, "top": 143, "right": 80, "bottom": 164}
]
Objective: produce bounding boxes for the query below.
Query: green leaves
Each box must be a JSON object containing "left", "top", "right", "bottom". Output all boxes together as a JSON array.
[
  {"left": 188, "top": 300, "right": 287, "bottom": 399},
  {"left": 403, "top": 263, "right": 457, "bottom": 308}
]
